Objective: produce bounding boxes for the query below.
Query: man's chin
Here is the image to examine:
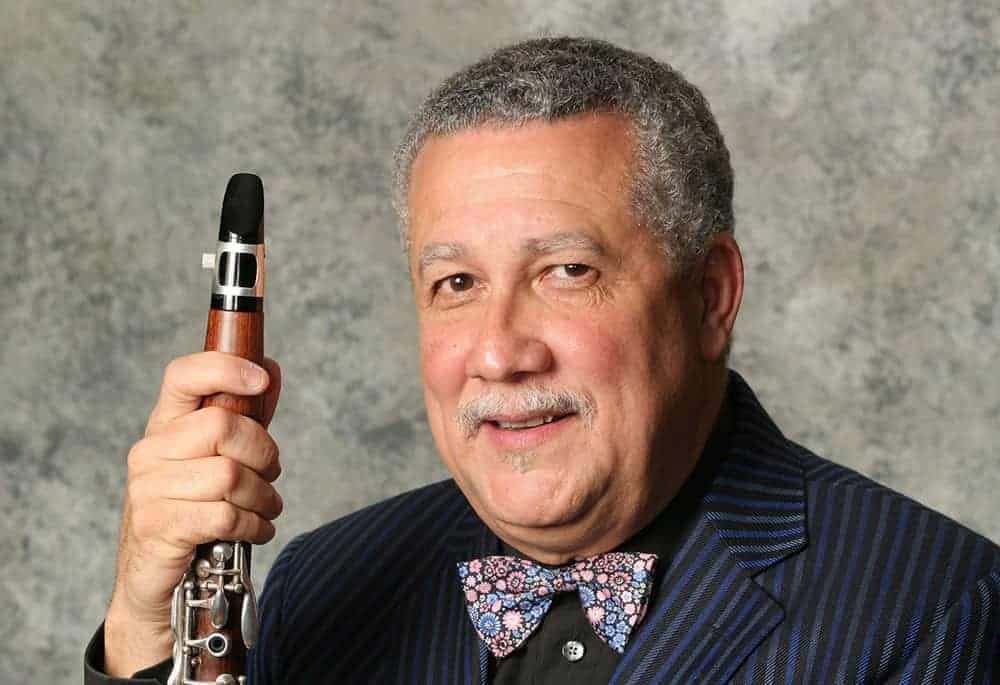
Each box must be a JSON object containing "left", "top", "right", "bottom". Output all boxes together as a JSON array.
[{"left": 477, "top": 475, "right": 592, "bottom": 531}]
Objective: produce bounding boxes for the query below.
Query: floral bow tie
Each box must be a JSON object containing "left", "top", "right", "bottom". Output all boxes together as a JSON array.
[{"left": 457, "top": 552, "right": 657, "bottom": 658}]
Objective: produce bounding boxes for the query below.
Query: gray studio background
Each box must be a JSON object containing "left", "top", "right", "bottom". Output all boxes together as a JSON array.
[{"left": 1, "top": 1, "right": 998, "bottom": 680}]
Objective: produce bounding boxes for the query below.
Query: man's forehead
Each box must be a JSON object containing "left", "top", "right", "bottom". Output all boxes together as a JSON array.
[
  {"left": 405, "top": 114, "right": 640, "bottom": 273},
  {"left": 408, "top": 114, "right": 634, "bottom": 199}
]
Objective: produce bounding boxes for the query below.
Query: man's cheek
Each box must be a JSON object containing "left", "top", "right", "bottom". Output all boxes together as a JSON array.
[
  {"left": 419, "top": 325, "right": 472, "bottom": 396},
  {"left": 551, "top": 320, "right": 628, "bottom": 385}
]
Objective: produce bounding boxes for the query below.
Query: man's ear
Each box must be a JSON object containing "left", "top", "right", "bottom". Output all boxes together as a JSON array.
[{"left": 696, "top": 233, "right": 744, "bottom": 362}]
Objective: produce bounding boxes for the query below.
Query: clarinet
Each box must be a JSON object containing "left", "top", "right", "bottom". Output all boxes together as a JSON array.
[{"left": 168, "top": 173, "right": 265, "bottom": 685}]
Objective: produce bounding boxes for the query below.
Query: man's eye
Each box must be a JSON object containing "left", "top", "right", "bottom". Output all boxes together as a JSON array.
[
  {"left": 437, "top": 273, "right": 475, "bottom": 293},
  {"left": 552, "top": 264, "right": 593, "bottom": 278}
]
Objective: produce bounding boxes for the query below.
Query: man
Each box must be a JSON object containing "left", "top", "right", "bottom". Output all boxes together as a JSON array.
[{"left": 86, "top": 37, "right": 998, "bottom": 684}]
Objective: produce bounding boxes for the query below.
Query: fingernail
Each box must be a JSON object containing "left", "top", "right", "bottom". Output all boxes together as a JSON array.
[{"left": 242, "top": 363, "right": 267, "bottom": 390}]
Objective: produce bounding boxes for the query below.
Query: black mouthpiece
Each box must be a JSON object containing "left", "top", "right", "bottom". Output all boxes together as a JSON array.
[{"left": 219, "top": 173, "right": 264, "bottom": 243}]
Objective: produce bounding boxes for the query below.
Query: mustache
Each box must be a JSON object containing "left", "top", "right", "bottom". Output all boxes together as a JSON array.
[{"left": 455, "top": 386, "right": 595, "bottom": 438}]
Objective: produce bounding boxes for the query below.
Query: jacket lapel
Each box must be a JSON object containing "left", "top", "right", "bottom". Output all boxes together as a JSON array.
[
  {"left": 610, "top": 371, "right": 809, "bottom": 684},
  {"left": 439, "top": 505, "right": 500, "bottom": 685}
]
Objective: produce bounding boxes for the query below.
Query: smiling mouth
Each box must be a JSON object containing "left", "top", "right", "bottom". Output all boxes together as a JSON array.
[{"left": 487, "top": 413, "right": 573, "bottom": 430}]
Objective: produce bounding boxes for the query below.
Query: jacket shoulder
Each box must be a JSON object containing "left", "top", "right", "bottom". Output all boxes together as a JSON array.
[
  {"left": 795, "top": 442, "right": 997, "bottom": 565},
  {"left": 725, "top": 376, "right": 999, "bottom": 682},
  {"left": 744, "top": 438, "right": 1000, "bottom": 683}
]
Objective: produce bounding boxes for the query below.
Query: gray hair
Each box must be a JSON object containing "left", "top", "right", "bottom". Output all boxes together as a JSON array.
[{"left": 392, "top": 36, "right": 734, "bottom": 266}]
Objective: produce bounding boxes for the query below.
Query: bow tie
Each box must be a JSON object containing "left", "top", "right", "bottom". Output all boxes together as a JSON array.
[{"left": 457, "top": 552, "right": 657, "bottom": 658}]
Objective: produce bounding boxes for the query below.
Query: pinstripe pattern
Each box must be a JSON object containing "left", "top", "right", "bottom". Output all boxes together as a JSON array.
[{"left": 246, "top": 372, "right": 999, "bottom": 684}]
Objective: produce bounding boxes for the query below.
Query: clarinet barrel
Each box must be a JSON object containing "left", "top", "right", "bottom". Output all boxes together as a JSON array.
[{"left": 169, "top": 173, "right": 265, "bottom": 685}]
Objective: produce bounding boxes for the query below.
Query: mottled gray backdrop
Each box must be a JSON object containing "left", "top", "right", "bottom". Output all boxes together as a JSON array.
[{"left": 1, "top": 0, "right": 997, "bottom": 679}]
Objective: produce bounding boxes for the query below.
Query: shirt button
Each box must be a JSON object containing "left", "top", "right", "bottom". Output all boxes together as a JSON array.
[{"left": 561, "top": 640, "right": 586, "bottom": 662}]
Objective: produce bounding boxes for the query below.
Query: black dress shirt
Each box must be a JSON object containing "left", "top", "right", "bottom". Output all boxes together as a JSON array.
[{"left": 84, "top": 398, "right": 731, "bottom": 684}]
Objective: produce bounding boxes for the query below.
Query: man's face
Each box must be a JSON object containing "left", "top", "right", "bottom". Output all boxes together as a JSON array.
[{"left": 407, "top": 113, "right": 712, "bottom": 559}]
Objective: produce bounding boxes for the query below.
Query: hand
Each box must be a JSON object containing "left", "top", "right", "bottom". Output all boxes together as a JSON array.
[{"left": 102, "top": 352, "right": 282, "bottom": 677}]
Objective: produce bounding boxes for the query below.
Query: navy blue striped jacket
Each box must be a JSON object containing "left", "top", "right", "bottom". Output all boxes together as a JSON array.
[{"left": 247, "top": 372, "right": 999, "bottom": 683}]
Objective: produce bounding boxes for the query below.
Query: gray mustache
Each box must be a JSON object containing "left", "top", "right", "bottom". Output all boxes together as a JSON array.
[{"left": 455, "top": 386, "right": 595, "bottom": 438}]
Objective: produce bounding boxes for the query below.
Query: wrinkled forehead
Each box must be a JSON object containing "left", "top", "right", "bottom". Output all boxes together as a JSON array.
[{"left": 405, "top": 114, "right": 640, "bottom": 255}]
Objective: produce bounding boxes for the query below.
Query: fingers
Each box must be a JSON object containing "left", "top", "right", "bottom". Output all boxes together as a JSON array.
[
  {"left": 146, "top": 351, "right": 271, "bottom": 436},
  {"left": 130, "top": 406, "right": 281, "bottom": 482},
  {"left": 111, "top": 350, "right": 283, "bottom": 640},
  {"left": 132, "top": 457, "right": 283, "bottom": 520},
  {"left": 129, "top": 498, "right": 277, "bottom": 548}
]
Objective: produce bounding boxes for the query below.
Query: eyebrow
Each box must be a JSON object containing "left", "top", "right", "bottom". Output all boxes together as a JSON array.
[
  {"left": 418, "top": 242, "right": 466, "bottom": 276},
  {"left": 521, "top": 232, "right": 606, "bottom": 257},
  {"left": 417, "top": 231, "right": 606, "bottom": 277}
]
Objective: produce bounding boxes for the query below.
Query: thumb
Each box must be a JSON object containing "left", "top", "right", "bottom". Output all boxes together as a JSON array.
[{"left": 260, "top": 356, "right": 282, "bottom": 429}]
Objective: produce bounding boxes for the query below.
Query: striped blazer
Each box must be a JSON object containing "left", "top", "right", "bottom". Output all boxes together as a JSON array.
[{"left": 247, "top": 372, "right": 999, "bottom": 684}]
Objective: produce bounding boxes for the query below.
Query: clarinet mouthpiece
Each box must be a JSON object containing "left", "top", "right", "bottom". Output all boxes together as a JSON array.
[
  {"left": 209, "top": 173, "right": 265, "bottom": 312},
  {"left": 219, "top": 173, "right": 264, "bottom": 244}
]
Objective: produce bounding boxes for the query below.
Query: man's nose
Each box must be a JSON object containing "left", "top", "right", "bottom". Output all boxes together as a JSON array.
[{"left": 464, "top": 295, "right": 553, "bottom": 382}]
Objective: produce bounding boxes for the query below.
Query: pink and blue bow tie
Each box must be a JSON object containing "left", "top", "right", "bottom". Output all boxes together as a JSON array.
[{"left": 457, "top": 552, "right": 657, "bottom": 658}]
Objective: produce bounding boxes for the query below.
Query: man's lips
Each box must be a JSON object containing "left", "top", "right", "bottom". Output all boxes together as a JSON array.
[
  {"left": 480, "top": 413, "right": 575, "bottom": 450},
  {"left": 485, "top": 413, "right": 571, "bottom": 430}
]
